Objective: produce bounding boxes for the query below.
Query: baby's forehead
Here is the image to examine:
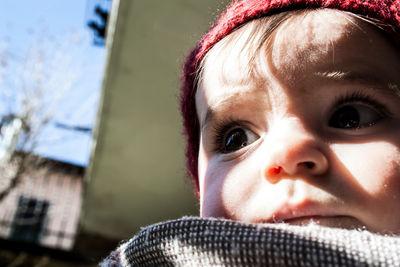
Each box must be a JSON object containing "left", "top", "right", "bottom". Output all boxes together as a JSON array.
[
  {"left": 271, "top": 9, "right": 359, "bottom": 73},
  {"left": 199, "top": 8, "right": 397, "bottom": 95}
]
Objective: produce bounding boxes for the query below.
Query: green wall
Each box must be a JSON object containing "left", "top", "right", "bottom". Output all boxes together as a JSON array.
[{"left": 82, "top": 0, "right": 230, "bottom": 239}]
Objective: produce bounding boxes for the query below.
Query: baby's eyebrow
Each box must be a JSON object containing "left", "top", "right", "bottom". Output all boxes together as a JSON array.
[
  {"left": 316, "top": 70, "right": 400, "bottom": 97},
  {"left": 315, "top": 70, "right": 399, "bottom": 92},
  {"left": 200, "top": 90, "right": 262, "bottom": 130},
  {"left": 315, "top": 71, "right": 373, "bottom": 82},
  {"left": 201, "top": 102, "right": 229, "bottom": 130},
  {"left": 200, "top": 70, "right": 400, "bottom": 131}
]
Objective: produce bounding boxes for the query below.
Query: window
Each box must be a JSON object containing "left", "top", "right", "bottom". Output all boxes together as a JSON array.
[{"left": 9, "top": 196, "right": 49, "bottom": 244}]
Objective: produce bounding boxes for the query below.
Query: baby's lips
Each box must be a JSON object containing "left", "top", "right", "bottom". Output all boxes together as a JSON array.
[{"left": 266, "top": 199, "right": 342, "bottom": 223}]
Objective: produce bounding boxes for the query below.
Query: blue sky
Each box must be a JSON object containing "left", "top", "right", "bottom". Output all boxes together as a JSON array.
[{"left": 0, "top": 0, "right": 109, "bottom": 166}]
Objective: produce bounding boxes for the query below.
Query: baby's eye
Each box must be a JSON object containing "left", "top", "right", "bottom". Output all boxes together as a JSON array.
[
  {"left": 222, "top": 127, "right": 258, "bottom": 153},
  {"left": 328, "top": 104, "right": 382, "bottom": 129}
]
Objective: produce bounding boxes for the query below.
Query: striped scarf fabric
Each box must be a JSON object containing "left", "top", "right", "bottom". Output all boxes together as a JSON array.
[{"left": 101, "top": 217, "right": 400, "bottom": 266}]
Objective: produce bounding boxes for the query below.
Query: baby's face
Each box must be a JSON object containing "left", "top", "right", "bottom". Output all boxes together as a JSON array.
[{"left": 195, "top": 9, "right": 400, "bottom": 233}]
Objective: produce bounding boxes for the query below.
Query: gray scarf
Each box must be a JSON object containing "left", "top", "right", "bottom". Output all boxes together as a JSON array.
[{"left": 101, "top": 217, "right": 400, "bottom": 266}]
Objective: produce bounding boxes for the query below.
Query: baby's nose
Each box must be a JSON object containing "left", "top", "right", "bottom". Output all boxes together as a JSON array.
[{"left": 262, "top": 119, "right": 328, "bottom": 183}]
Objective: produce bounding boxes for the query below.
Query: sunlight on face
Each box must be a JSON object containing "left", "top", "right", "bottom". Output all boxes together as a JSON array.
[{"left": 196, "top": 9, "right": 400, "bottom": 234}]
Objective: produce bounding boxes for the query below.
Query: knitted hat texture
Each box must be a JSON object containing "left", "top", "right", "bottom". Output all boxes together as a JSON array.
[{"left": 180, "top": 0, "right": 400, "bottom": 193}]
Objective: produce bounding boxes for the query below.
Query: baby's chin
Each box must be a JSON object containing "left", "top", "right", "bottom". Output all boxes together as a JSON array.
[{"left": 281, "top": 215, "right": 366, "bottom": 230}]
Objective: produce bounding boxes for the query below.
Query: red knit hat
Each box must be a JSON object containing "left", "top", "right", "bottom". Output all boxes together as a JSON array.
[{"left": 180, "top": 0, "right": 400, "bottom": 193}]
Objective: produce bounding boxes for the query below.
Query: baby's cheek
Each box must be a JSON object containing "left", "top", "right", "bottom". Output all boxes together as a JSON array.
[
  {"left": 202, "top": 157, "right": 261, "bottom": 220},
  {"left": 374, "top": 152, "right": 400, "bottom": 199},
  {"left": 200, "top": 157, "right": 243, "bottom": 218},
  {"left": 331, "top": 142, "right": 400, "bottom": 195},
  {"left": 361, "top": 145, "right": 400, "bottom": 196},
  {"left": 222, "top": 167, "right": 257, "bottom": 215}
]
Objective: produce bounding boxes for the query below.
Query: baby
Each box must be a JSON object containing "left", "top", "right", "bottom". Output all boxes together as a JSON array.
[
  {"left": 103, "top": 0, "right": 400, "bottom": 265},
  {"left": 181, "top": 0, "right": 400, "bottom": 234}
]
